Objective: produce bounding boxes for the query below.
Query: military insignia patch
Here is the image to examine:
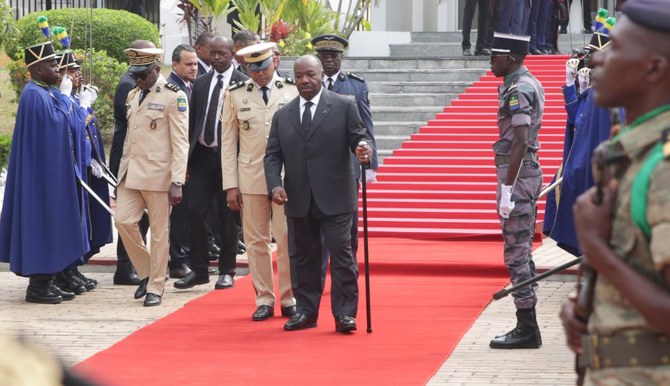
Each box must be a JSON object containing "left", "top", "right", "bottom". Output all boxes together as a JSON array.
[
  {"left": 278, "top": 103, "right": 286, "bottom": 109},
  {"left": 177, "top": 97, "right": 187, "bottom": 112},
  {"left": 509, "top": 94, "right": 519, "bottom": 111},
  {"left": 150, "top": 120, "right": 157, "bottom": 130},
  {"left": 242, "top": 121, "right": 250, "bottom": 130}
]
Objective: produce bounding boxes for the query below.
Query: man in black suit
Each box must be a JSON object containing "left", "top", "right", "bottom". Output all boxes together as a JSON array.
[
  {"left": 264, "top": 55, "right": 372, "bottom": 333},
  {"left": 109, "top": 40, "right": 157, "bottom": 286},
  {"left": 194, "top": 32, "right": 214, "bottom": 77},
  {"left": 174, "top": 36, "right": 248, "bottom": 291},
  {"left": 165, "top": 44, "right": 198, "bottom": 279},
  {"left": 231, "top": 30, "right": 260, "bottom": 75}
]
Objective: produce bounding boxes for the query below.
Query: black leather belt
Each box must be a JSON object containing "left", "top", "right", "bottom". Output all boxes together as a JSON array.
[{"left": 494, "top": 152, "right": 538, "bottom": 166}]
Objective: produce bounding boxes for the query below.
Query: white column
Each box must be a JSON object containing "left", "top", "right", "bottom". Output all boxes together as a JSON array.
[
  {"left": 370, "top": 0, "right": 387, "bottom": 31},
  {"left": 412, "top": 0, "right": 424, "bottom": 31}
]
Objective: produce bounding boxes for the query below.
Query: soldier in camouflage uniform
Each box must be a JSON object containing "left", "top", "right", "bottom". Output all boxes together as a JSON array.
[
  {"left": 488, "top": 33, "right": 545, "bottom": 349},
  {"left": 560, "top": 0, "right": 670, "bottom": 383}
]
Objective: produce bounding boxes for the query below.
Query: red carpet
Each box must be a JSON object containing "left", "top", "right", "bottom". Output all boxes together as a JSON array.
[
  {"left": 76, "top": 238, "right": 510, "bottom": 386},
  {"left": 364, "top": 56, "right": 568, "bottom": 238}
]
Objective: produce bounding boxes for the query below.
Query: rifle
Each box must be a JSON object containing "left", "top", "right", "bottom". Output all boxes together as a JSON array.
[{"left": 575, "top": 108, "right": 623, "bottom": 385}]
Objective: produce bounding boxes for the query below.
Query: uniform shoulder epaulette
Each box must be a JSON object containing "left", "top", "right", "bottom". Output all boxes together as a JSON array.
[
  {"left": 347, "top": 72, "right": 365, "bottom": 82},
  {"left": 283, "top": 77, "right": 295, "bottom": 85},
  {"left": 228, "top": 81, "right": 247, "bottom": 91},
  {"left": 126, "top": 87, "right": 140, "bottom": 103},
  {"left": 165, "top": 83, "right": 181, "bottom": 92}
]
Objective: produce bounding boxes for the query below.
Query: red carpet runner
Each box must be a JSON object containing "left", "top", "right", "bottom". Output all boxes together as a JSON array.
[
  {"left": 364, "top": 56, "right": 568, "bottom": 239},
  {"left": 76, "top": 238, "right": 510, "bottom": 385}
]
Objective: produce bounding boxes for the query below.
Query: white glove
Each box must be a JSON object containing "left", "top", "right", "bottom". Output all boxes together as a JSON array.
[
  {"left": 565, "top": 58, "right": 579, "bottom": 86},
  {"left": 91, "top": 159, "right": 104, "bottom": 178},
  {"left": 60, "top": 75, "right": 73, "bottom": 96},
  {"left": 86, "top": 85, "right": 98, "bottom": 104},
  {"left": 365, "top": 169, "right": 377, "bottom": 184},
  {"left": 79, "top": 88, "right": 93, "bottom": 109},
  {"left": 499, "top": 184, "right": 515, "bottom": 219},
  {"left": 578, "top": 68, "right": 591, "bottom": 91}
]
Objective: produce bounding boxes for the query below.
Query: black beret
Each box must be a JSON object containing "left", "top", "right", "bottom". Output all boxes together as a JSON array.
[
  {"left": 492, "top": 33, "right": 530, "bottom": 56},
  {"left": 623, "top": 0, "right": 670, "bottom": 32}
]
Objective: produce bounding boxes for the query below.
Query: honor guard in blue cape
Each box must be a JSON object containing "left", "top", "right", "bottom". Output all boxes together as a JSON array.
[
  {"left": 312, "top": 34, "right": 378, "bottom": 289},
  {"left": 543, "top": 14, "right": 623, "bottom": 257},
  {"left": 488, "top": 33, "right": 545, "bottom": 349},
  {"left": 0, "top": 42, "right": 89, "bottom": 304}
]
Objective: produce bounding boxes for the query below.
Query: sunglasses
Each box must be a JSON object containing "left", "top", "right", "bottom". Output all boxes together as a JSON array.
[{"left": 130, "top": 66, "right": 156, "bottom": 80}]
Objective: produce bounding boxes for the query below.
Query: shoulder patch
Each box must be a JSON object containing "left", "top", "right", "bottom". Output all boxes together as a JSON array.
[
  {"left": 177, "top": 97, "right": 188, "bottom": 112},
  {"left": 347, "top": 72, "right": 365, "bottom": 82},
  {"left": 165, "top": 83, "right": 181, "bottom": 92},
  {"left": 508, "top": 94, "right": 520, "bottom": 111},
  {"left": 228, "top": 81, "right": 246, "bottom": 91}
]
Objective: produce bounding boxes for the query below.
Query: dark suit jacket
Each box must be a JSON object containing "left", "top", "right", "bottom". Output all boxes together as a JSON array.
[
  {"left": 197, "top": 61, "right": 209, "bottom": 77},
  {"left": 188, "top": 67, "right": 248, "bottom": 159},
  {"left": 167, "top": 71, "right": 192, "bottom": 100},
  {"left": 264, "top": 89, "right": 370, "bottom": 218},
  {"left": 109, "top": 71, "right": 135, "bottom": 176}
]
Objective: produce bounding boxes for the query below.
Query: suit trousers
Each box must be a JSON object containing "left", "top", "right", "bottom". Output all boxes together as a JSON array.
[
  {"left": 242, "top": 194, "right": 294, "bottom": 308},
  {"left": 187, "top": 144, "right": 239, "bottom": 276},
  {"left": 115, "top": 181, "right": 170, "bottom": 296},
  {"left": 288, "top": 197, "right": 359, "bottom": 319},
  {"left": 116, "top": 213, "right": 148, "bottom": 272},
  {"left": 168, "top": 194, "right": 190, "bottom": 267},
  {"left": 461, "top": 0, "right": 490, "bottom": 51}
]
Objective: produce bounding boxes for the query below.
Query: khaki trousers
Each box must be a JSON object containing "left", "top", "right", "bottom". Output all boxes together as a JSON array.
[
  {"left": 114, "top": 181, "right": 169, "bottom": 296},
  {"left": 242, "top": 194, "right": 294, "bottom": 307}
]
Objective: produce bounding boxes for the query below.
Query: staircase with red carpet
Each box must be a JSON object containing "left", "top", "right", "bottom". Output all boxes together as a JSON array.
[{"left": 361, "top": 55, "right": 568, "bottom": 239}]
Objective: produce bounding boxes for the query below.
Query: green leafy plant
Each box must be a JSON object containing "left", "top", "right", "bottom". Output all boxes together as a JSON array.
[
  {"left": 7, "top": 8, "right": 159, "bottom": 64},
  {"left": 0, "top": 1, "right": 19, "bottom": 57},
  {"left": 0, "top": 133, "right": 11, "bottom": 173},
  {"left": 231, "top": 0, "right": 260, "bottom": 33},
  {"left": 188, "top": 0, "right": 234, "bottom": 33}
]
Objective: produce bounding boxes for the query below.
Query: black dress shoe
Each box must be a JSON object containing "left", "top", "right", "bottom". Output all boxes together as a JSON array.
[
  {"left": 529, "top": 47, "right": 544, "bottom": 55},
  {"left": 208, "top": 243, "right": 221, "bottom": 260},
  {"left": 252, "top": 305, "right": 274, "bottom": 321},
  {"left": 462, "top": 48, "right": 473, "bottom": 56},
  {"left": 25, "top": 284, "right": 63, "bottom": 304},
  {"left": 474, "top": 48, "right": 491, "bottom": 56},
  {"left": 113, "top": 270, "right": 140, "bottom": 286},
  {"left": 174, "top": 271, "right": 210, "bottom": 289},
  {"left": 134, "top": 278, "right": 148, "bottom": 299},
  {"left": 281, "top": 305, "right": 297, "bottom": 318},
  {"left": 335, "top": 315, "right": 357, "bottom": 333},
  {"left": 48, "top": 283, "right": 76, "bottom": 301},
  {"left": 169, "top": 264, "right": 192, "bottom": 279},
  {"left": 143, "top": 293, "right": 162, "bottom": 307},
  {"left": 237, "top": 240, "right": 246, "bottom": 254},
  {"left": 284, "top": 313, "right": 318, "bottom": 331},
  {"left": 214, "top": 273, "right": 234, "bottom": 289}
]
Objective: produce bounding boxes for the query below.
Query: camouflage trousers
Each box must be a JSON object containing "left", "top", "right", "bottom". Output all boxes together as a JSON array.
[
  {"left": 496, "top": 161, "right": 543, "bottom": 309},
  {"left": 585, "top": 366, "right": 670, "bottom": 386}
]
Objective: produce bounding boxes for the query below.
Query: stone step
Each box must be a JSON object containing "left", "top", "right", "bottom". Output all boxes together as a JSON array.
[
  {"left": 368, "top": 81, "right": 472, "bottom": 94},
  {"left": 373, "top": 121, "right": 425, "bottom": 136},
  {"left": 354, "top": 68, "right": 485, "bottom": 82},
  {"left": 410, "top": 32, "right": 464, "bottom": 43},
  {"left": 372, "top": 106, "right": 442, "bottom": 122},
  {"left": 279, "top": 57, "right": 490, "bottom": 71},
  {"left": 370, "top": 93, "right": 458, "bottom": 107}
]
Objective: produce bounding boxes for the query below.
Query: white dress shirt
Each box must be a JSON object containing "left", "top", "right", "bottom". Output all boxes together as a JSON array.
[{"left": 199, "top": 65, "right": 234, "bottom": 146}]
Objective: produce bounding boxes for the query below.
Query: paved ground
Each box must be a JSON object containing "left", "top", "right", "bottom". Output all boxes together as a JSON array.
[{"left": 0, "top": 228, "right": 581, "bottom": 385}]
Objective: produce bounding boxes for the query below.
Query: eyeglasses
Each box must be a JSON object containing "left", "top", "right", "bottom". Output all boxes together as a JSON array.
[{"left": 130, "top": 67, "right": 155, "bottom": 80}]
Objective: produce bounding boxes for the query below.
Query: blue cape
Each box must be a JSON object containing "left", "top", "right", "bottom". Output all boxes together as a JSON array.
[{"left": 0, "top": 82, "right": 88, "bottom": 276}]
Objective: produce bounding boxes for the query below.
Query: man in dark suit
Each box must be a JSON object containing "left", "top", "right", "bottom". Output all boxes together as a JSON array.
[
  {"left": 231, "top": 30, "right": 260, "bottom": 75},
  {"left": 174, "top": 36, "right": 248, "bottom": 291},
  {"left": 109, "top": 40, "right": 157, "bottom": 286},
  {"left": 165, "top": 44, "right": 198, "bottom": 279},
  {"left": 194, "top": 32, "right": 214, "bottom": 77},
  {"left": 264, "top": 55, "right": 373, "bottom": 333}
]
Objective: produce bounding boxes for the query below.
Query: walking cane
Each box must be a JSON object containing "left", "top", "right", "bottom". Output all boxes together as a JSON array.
[{"left": 359, "top": 141, "right": 372, "bottom": 333}]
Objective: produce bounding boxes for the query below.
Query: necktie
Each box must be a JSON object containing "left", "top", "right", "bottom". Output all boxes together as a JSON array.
[
  {"left": 204, "top": 74, "right": 223, "bottom": 146},
  {"left": 138, "top": 89, "right": 150, "bottom": 106},
  {"left": 186, "top": 83, "right": 192, "bottom": 95},
  {"left": 261, "top": 86, "right": 269, "bottom": 105},
  {"left": 327, "top": 78, "right": 334, "bottom": 90},
  {"left": 302, "top": 101, "right": 313, "bottom": 137}
]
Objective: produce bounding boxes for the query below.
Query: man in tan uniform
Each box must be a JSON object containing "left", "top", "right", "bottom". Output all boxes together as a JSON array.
[
  {"left": 560, "top": 0, "right": 670, "bottom": 383},
  {"left": 221, "top": 42, "right": 297, "bottom": 321},
  {"left": 115, "top": 47, "right": 190, "bottom": 307}
]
